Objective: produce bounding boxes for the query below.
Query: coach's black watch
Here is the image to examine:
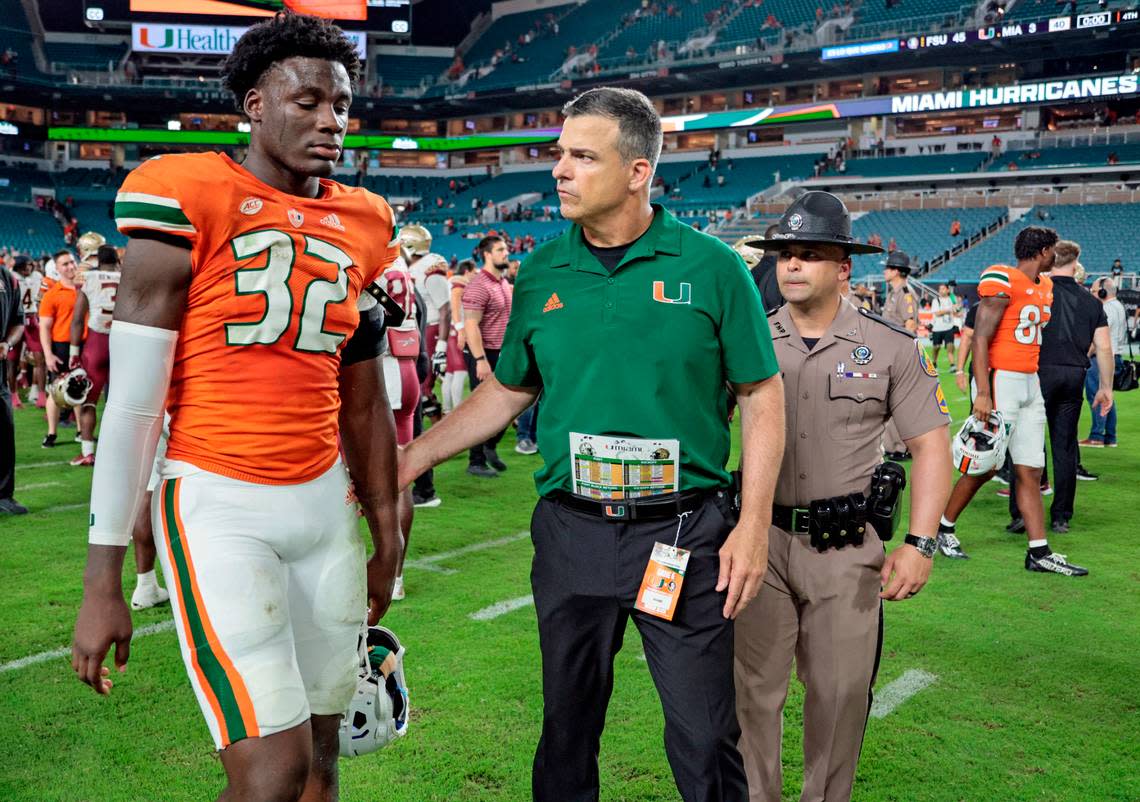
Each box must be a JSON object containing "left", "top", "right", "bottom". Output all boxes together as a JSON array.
[{"left": 904, "top": 534, "right": 937, "bottom": 559}]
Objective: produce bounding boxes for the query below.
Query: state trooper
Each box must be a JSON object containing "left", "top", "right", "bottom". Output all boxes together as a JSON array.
[
  {"left": 880, "top": 250, "right": 919, "bottom": 458},
  {"left": 735, "top": 191, "right": 952, "bottom": 802}
]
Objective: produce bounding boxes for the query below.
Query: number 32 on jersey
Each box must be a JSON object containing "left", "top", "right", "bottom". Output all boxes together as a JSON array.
[{"left": 225, "top": 230, "right": 354, "bottom": 354}]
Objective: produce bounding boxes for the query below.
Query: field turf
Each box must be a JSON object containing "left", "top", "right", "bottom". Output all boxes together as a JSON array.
[{"left": 1, "top": 373, "right": 1137, "bottom": 801}]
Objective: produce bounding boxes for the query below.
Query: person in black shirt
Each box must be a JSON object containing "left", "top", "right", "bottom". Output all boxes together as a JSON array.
[
  {"left": 736, "top": 226, "right": 784, "bottom": 313},
  {"left": 0, "top": 258, "right": 26, "bottom": 515},
  {"left": 1011, "top": 244, "right": 1112, "bottom": 533}
]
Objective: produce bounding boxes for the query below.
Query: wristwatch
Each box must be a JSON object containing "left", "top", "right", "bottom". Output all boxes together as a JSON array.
[{"left": 904, "top": 534, "right": 937, "bottom": 559}]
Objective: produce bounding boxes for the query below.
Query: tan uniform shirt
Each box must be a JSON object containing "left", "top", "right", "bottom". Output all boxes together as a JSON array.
[
  {"left": 882, "top": 283, "right": 918, "bottom": 329},
  {"left": 769, "top": 299, "right": 949, "bottom": 507}
]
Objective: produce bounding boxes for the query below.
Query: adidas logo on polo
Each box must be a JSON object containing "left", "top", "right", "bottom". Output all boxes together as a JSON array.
[
  {"left": 543, "top": 293, "right": 564, "bottom": 313},
  {"left": 320, "top": 213, "right": 346, "bottom": 232}
]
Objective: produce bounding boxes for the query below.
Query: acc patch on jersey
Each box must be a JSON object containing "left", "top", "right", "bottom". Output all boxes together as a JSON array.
[
  {"left": 935, "top": 385, "right": 950, "bottom": 416},
  {"left": 916, "top": 341, "right": 938, "bottom": 377}
]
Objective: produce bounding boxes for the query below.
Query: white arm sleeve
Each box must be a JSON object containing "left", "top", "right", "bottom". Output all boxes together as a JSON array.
[{"left": 88, "top": 322, "right": 178, "bottom": 546}]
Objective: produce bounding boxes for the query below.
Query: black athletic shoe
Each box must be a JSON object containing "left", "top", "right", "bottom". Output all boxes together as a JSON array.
[
  {"left": 0, "top": 498, "right": 28, "bottom": 515},
  {"left": 485, "top": 448, "right": 508, "bottom": 472},
  {"left": 412, "top": 491, "right": 442, "bottom": 508},
  {"left": 466, "top": 464, "right": 499, "bottom": 479},
  {"left": 1025, "top": 550, "right": 1088, "bottom": 576},
  {"left": 937, "top": 525, "right": 969, "bottom": 559},
  {"left": 1006, "top": 517, "right": 1026, "bottom": 534},
  {"left": 1075, "top": 464, "right": 1099, "bottom": 481},
  {"left": 41, "top": 433, "right": 57, "bottom": 448},
  {"left": 1051, "top": 520, "right": 1070, "bottom": 534}
]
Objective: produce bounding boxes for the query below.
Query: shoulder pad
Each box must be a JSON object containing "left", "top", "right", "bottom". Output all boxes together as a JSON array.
[{"left": 858, "top": 308, "right": 916, "bottom": 339}]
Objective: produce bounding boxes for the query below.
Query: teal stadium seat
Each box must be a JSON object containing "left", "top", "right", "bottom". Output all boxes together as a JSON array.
[
  {"left": 933, "top": 204, "right": 1139, "bottom": 282},
  {"left": 848, "top": 207, "right": 1007, "bottom": 279},
  {"left": 988, "top": 144, "right": 1140, "bottom": 171},
  {"left": 375, "top": 55, "right": 453, "bottom": 90},
  {"left": 42, "top": 41, "right": 127, "bottom": 72},
  {"left": 828, "top": 152, "right": 988, "bottom": 177}
]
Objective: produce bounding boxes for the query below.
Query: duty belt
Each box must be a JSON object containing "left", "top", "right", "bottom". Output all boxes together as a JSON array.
[
  {"left": 772, "top": 505, "right": 812, "bottom": 534},
  {"left": 551, "top": 488, "right": 722, "bottom": 522}
]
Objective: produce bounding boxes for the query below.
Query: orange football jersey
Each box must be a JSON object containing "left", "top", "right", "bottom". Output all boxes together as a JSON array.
[
  {"left": 115, "top": 152, "right": 400, "bottom": 484},
  {"left": 977, "top": 264, "right": 1053, "bottom": 373}
]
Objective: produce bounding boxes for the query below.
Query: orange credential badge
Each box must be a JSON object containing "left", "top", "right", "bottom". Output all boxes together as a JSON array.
[{"left": 635, "top": 542, "right": 691, "bottom": 621}]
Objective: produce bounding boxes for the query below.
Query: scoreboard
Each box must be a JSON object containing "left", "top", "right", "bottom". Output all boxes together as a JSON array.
[{"left": 83, "top": 0, "right": 412, "bottom": 37}]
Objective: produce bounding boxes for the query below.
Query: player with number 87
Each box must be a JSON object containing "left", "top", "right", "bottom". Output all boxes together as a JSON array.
[{"left": 935, "top": 227, "right": 1096, "bottom": 576}]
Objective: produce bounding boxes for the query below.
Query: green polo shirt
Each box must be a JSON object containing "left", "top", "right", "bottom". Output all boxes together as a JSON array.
[{"left": 496, "top": 204, "right": 778, "bottom": 497}]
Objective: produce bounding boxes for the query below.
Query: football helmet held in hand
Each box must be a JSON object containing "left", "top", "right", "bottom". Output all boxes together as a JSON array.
[
  {"left": 49, "top": 368, "right": 93, "bottom": 408},
  {"left": 338, "top": 625, "right": 409, "bottom": 757},
  {"left": 951, "top": 411, "right": 1009, "bottom": 475}
]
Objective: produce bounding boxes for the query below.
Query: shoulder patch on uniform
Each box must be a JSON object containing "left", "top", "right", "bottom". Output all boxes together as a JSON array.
[
  {"left": 858, "top": 307, "right": 916, "bottom": 338},
  {"left": 935, "top": 385, "right": 950, "bottom": 416},
  {"left": 916, "top": 341, "right": 938, "bottom": 377}
]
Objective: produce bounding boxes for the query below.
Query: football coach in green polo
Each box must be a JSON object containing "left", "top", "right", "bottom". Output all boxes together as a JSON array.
[{"left": 399, "top": 86, "right": 785, "bottom": 802}]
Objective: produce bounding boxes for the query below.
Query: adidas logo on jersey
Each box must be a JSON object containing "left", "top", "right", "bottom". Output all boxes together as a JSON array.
[
  {"left": 320, "top": 213, "right": 346, "bottom": 232},
  {"left": 543, "top": 293, "right": 564, "bottom": 313}
]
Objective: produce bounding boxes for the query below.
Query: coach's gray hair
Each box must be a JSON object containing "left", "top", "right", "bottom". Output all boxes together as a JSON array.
[{"left": 562, "top": 87, "right": 663, "bottom": 171}]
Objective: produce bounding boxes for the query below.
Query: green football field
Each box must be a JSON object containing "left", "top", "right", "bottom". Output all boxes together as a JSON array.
[{"left": 1, "top": 374, "right": 1137, "bottom": 802}]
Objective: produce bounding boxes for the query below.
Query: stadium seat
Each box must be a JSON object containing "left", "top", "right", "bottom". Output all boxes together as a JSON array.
[
  {"left": 933, "top": 204, "right": 1140, "bottom": 281},
  {"left": 848, "top": 207, "right": 1008, "bottom": 279}
]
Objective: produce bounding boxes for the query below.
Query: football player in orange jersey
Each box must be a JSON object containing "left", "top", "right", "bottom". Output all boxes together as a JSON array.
[
  {"left": 70, "top": 14, "right": 403, "bottom": 802},
  {"left": 936, "top": 227, "right": 1105, "bottom": 576}
]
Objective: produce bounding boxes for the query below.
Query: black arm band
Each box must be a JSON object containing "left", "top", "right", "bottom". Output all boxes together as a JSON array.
[{"left": 341, "top": 304, "right": 387, "bottom": 366}]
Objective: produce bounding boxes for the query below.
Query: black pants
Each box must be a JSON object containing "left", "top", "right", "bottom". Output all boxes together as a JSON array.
[
  {"left": 411, "top": 400, "right": 434, "bottom": 496},
  {"left": 1, "top": 383, "right": 14, "bottom": 500},
  {"left": 1011, "top": 365, "right": 1085, "bottom": 524},
  {"left": 464, "top": 347, "right": 505, "bottom": 466},
  {"left": 530, "top": 494, "right": 749, "bottom": 802}
]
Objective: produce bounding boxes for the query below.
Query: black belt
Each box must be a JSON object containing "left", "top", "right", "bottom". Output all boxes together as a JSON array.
[
  {"left": 550, "top": 488, "right": 719, "bottom": 522},
  {"left": 772, "top": 504, "right": 812, "bottom": 534}
]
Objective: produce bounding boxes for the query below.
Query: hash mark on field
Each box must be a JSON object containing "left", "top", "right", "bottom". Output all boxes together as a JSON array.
[
  {"left": 405, "top": 531, "right": 530, "bottom": 575},
  {"left": 0, "top": 620, "right": 175, "bottom": 674},
  {"left": 42, "top": 503, "right": 88, "bottom": 513},
  {"left": 16, "top": 460, "right": 70, "bottom": 470},
  {"left": 21, "top": 481, "right": 61, "bottom": 490},
  {"left": 869, "top": 669, "right": 937, "bottom": 719},
  {"left": 469, "top": 595, "right": 534, "bottom": 621}
]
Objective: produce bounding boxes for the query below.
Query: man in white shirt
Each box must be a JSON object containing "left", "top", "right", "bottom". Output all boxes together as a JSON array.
[
  {"left": 929, "top": 283, "right": 957, "bottom": 370},
  {"left": 1082, "top": 277, "right": 1126, "bottom": 447}
]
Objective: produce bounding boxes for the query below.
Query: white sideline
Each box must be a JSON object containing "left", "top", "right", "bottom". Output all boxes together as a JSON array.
[
  {"left": 0, "top": 620, "right": 175, "bottom": 675},
  {"left": 469, "top": 595, "right": 534, "bottom": 621},
  {"left": 404, "top": 531, "right": 530, "bottom": 575},
  {"left": 869, "top": 669, "right": 938, "bottom": 719}
]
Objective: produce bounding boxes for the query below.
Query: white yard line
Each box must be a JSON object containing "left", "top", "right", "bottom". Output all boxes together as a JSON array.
[
  {"left": 0, "top": 620, "right": 175, "bottom": 675},
  {"left": 469, "top": 595, "right": 534, "bottom": 621},
  {"left": 41, "top": 503, "right": 88, "bottom": 513},
  {"left": 404, "top": 531, "right": 530, "bottom": 575},
  {"left": 16, "top": 460, "right": 70, "bottom": 470},
  {"left": 869, "top": 669, "right": 937, "bottom": 719},
  {"left": 20, "top": 481, "right": 61, "bottom": 490}
]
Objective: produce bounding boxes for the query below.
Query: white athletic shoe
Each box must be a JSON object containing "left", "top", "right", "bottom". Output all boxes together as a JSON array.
[
  {"left": 391, "top": 575, "right": 405, "bottom": 601},
  {"left": 131, "top": 584, "right": 170, "bottom": 611}
]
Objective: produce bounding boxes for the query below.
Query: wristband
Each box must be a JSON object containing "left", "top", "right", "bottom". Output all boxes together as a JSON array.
[
  {"left": 69, "top": 345, "right": 81, "bottom": 360},
  {"left": 475, "top": 355, "right": 487, "bottom": 362}
]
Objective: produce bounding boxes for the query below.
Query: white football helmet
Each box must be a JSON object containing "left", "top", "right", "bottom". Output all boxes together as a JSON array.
[
  {"left": 49, "top": 368, "right": 93, "bottom": 408},
  {"left": 951, "top": 412, "right": 1010, "bottom": 475},
  {"left": 338, "top": 625, "right": 409, "bottom": 758}
]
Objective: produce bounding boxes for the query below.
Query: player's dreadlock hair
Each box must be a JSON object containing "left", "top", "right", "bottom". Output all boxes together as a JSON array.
[{"left": 222, "top": 13, "right": 361, "bottom": 114}]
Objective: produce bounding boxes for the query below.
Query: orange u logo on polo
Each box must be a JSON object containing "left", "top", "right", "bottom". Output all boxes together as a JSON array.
[{"left": 652, "top": 281, "right": 691, "bottom": 305}]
